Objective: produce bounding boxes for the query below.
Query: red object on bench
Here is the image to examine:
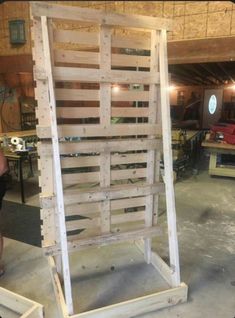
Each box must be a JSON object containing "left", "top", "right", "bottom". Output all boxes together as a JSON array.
[{"left": 210, "top": 123, "right": 235, "bottom": 145}]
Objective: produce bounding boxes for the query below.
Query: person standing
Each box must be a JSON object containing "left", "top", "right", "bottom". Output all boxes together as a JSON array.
[{"left": 0, "top": 149, "right": 8, "bottom": 276}]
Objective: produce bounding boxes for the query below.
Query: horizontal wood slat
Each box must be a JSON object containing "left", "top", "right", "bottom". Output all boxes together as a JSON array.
[
  {"left": 62, "top": 168, "right": 146, "bottom": 185},
  {"left": 61, "top": 153, "right": 147, "bottom": 169},
  {"left": 45, "top": 226, "right": 162, "bottom": 255},
  {"left": 64, "top": 196, "right": 146, "bottom": 216},
  {"left": 40, "top": 182, "right": 164, "bottom": 207},
  {"left": 54, "top": 29, "right": 151, "bottom": 50},
  {"left": 54, "top": 50, "right": 150, "bottom": 68},
  {"left": 52, "top": 67, "right": 159, "bottom": 84},
  {"left": 55, "top": 88, "right": 149, "bottom": 102},
  {"left": 38, "top": 138, "right": 162, "bottom": 155},
  {"left": 31, "top": 2, "right": 173, "bottom": 30},
  {"left": 57, "top": 107, "right": 149, "bottom": 119},
  {"left": 66, "top": 210, "right": 145, "bottom": 231},
  {"left": 37, "top": 123, "right": 160, "bottom": 138}
]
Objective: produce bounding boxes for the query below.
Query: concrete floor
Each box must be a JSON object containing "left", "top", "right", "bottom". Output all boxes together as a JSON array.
[{"left": 1, "top": 157, "right": 235, "bottom": 317}]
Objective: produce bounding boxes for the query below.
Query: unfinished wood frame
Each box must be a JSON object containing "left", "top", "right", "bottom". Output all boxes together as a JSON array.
[
  {"left": 0, "top": 287, "right": 44, "bottom": 318},
  {"left": 31, "top": 2, "right": 187, "bottom": 317}
]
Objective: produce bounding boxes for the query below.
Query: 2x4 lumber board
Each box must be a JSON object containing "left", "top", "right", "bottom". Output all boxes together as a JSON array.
[
  {"left": 71, "top": 284, "right": 187, "bottom": 318},
  {"left": 55, "top": 88, "right": 149, "bottom": 102},
  {"left": 135, "top": 240, "right": 173, "bottom": 286},
  {"left": 64, "top": 197, "right": 146, "bottom": 216},
  {"left": 47, "top": 256, "right": 69, "bottom": 318},
  {"left": 31, "top": 2, "right": 173, "bottom": 31},
  {"left": 38, "top": 138, "right": 162, "bottom": 155},
  {"left": 31, "top": 17, "right": 57, "bottom": 246},
  {"left": 144, "top": 29, "right": 160, "bottom": 263},
  {"left": 57, "top": 107, "right": 149, "bottom": 119},
  {"left": 37, "top": 124, "right": 160, "bottom": 138},
  {"left": 45, "top": 226, "right": 162, "bottom": 255},
  {"left": 159, "top": 29, "right": 180, "bottom": 288},
  {"left": 41, "top": 16, "right": 73, "bottom": 314},
  {"left": 54, "top": 50, "right": 150, "bottom": 68},
  {"left": 54, "top": 29, "right": 151, "bottom": 50},
  {"left": 0, "top": 287, "right": 43, "bottom": 317},
  {"left": 41, "top": 183, "right": 164, "bottom": 208},
  {"left": 51, "top": 67, "right": 159, "bottom": 84},
  {"left": 62, "top": 168, "right": 146, "bottom": 185},
  {"left": 99, "top": 25, "right": 112, "bottom": 233}
]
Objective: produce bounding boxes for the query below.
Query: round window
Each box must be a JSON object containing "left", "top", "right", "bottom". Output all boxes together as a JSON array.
[{"left": 208, "top": 95, "right": 217, "bottom": 114}]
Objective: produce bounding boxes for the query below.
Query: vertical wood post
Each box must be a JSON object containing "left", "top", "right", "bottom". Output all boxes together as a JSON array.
[
  {"left": 41, "top": 16, "right": 73, "bottom": 314},
  {"left": 99, "top": 25, "right": 112, "bottom": 233},
  {"left": 159, "top": 29, "right": 181, "bottom": 287}
]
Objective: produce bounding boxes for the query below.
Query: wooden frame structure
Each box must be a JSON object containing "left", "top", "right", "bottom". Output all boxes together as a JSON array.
[
  {"left": 0, "top": 287, "right": 44, "bottom": 318},
  {"left": 31, "top": 2, "right": 187, "bottom": 317}
]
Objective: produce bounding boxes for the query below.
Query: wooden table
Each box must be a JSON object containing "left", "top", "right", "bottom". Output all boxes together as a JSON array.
[
  {"left": 0, "top": 129, "right": 36, "bottom": 139},
  {"left": 202, "top": 141, "right": 235, "bottom": 177}
]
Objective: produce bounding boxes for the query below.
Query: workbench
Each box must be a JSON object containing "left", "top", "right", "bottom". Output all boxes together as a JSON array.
[
  {"left": 202, "top": 141, "right": 235, "bottom": 177},
  {"left": 0, "top": 130, "right": 37, "bottom": 203},
  {"left": 0, "top": 129, "right": 36, "bottom": 139}
]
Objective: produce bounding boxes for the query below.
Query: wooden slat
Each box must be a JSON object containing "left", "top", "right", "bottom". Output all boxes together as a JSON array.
[
  {"left": 54, "top": 50, "right": 150, "bottom": 68},
  {"left": 38, "top": 138, "right": 162, "bottom": 155},
  {"left": 40, "top": 182, "right": 164, "bottom": 208},
  {"left": 54, "top": 29, "right": 151, "bottom": 50},
  {"left": 45, "top": 226, "right": 162, "bottom": 255},
  {"left": 61, "top": 153, "right": 147, "bottom": 169},
  {"left": 55, "top": 89, "right": 99, "bottom": 101},
  {"left": 64, "top": 182, "right": 164, "bottom": 205},
  {"left": 62, "top": 168, "right": 146, "bottom": 185},
  {"left": 52, "top": 67, "right": 159, "bottom": 84},
  {"left": 55, "top": 88, "right": 149, "bottom": 102},
  {"left": 37, "top": 123, "right": 160, "bottom": 138},
  {"left": 57, "top": 107, "right": 149, "bottom": 119},
  {"left": 57, "top": 107, "right": 99, "bottom": 118},
  {"left": 64, "top": 197, "right": 146, "bottom": 216},
  {"left": 66, "top": 211, "right": 145, "bottom": 231},
  {"left": 31, "top": 2, "right": 173, "bottom": 30}
]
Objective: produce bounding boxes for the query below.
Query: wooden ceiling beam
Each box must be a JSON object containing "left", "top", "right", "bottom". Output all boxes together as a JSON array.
[
  {"left": 168, "top": 36, "right": 235, "bottom": 65},
  {"left": 183, "top": 64, "right": 217, "bottom": 86},
  {"left": 217, "top": 62, "right": 235, "bottom": 84},
  {"left": 199, "top": 64, "right": 224, "bottom": 85}
]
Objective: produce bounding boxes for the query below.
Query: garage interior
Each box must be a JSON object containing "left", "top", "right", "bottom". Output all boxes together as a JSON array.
[{"left": 0, "top": 1, "right": 235, "bottom": 318}]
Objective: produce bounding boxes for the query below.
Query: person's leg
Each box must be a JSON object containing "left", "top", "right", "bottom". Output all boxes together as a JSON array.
[{"left": 0, "top": 232, "right": 4, "bottom": 276}]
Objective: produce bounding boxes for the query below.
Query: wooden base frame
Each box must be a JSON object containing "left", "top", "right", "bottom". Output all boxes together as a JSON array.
[
  {"left": 0, "top": 287, "right": 44, "bottom": 318},
  {"left": 48, "top": 243, "right": 187, "bottom": 318}
]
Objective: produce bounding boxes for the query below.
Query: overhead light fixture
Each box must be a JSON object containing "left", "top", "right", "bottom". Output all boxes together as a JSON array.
[
  {"left": 112, "top": 84, "right": 120, "bottom": 93},
  {"left": 169, "top": 85, "right": 176, "bottom": 91}
]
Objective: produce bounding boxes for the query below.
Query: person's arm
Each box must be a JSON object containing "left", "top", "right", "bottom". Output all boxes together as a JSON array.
[{"left": 0, "top": 150, "right": 8, "bottom": 176}]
